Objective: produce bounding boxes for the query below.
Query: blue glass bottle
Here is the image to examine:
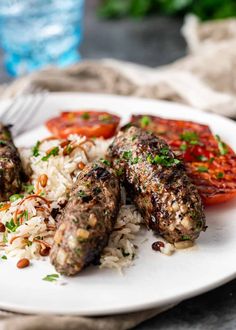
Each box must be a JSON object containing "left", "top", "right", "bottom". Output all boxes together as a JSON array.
[{"left": 0, "top": 0, "right": 84, "bottom": 76}]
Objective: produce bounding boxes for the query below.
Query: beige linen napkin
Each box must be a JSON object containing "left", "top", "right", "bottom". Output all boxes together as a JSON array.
[
  {"left": 0, "top": 305, "right": 176, "bottom": 330},
  {"left": 0, "top": 15, "right": 236, "bottom": 330}
]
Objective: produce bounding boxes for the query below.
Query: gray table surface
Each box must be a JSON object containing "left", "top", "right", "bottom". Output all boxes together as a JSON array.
[{"left": 0, "top": 2, "right": 236, "bottom": 329}]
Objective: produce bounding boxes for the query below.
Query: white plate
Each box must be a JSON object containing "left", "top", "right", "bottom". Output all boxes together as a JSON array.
[{"left": 0, "top": 92, "right": 236, "bottom": 316}]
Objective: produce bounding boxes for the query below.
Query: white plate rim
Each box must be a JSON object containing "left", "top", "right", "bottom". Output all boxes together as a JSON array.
[{"left": 0, "top": 92, "right": 236, "bottom": 316}]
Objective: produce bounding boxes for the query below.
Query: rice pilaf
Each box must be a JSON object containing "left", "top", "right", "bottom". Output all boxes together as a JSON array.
[{"left": 0, "top": 134, "right": 143, "bottom": 270}]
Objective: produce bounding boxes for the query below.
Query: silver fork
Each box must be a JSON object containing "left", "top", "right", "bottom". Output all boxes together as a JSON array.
[{"left": 0, "top": 88, "right": 47, "bottom": 137}]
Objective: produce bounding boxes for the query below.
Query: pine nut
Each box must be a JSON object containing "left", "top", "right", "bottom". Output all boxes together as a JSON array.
[
  {"left": 39, "top": 174, "right": 48, "bottom": 188},
  {"left": 76, "top": 228, "right": 90, "bottom": 239},
  {"left": 39, "top": 246, "right": 50, "bottom": 257},
  {"left": 78, "top": 161, "right": 85, "bottom": 170},
  {"left": 17, "top": 258, "right": 30, "bottom": 269}
]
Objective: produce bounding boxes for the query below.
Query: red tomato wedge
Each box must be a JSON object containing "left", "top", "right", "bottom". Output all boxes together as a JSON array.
[
  {"left": 46, "top": 111, "right": 120, "bottom": 139},
  {"left": 131, "top": 115, "right": 236, "bottom": 206}
]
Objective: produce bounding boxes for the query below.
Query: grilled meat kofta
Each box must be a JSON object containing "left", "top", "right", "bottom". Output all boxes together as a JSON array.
[
  {"left": 107, "top": 126, "right": 206, "bottom": 243},
  {"left": 50, "top": 162, "right": 121, "bottom": 275},
  {"left": 0, "top": 123, "right": 25, "bottom": 201}
]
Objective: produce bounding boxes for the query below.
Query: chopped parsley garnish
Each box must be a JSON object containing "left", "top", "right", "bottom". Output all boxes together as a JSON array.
[
  {"left": 122, "top": 151, "right": 140, "bottom": 165},
  {"left": 77, "top": 190, "right": 92, "bottom": 202},
  {"left": 180, "top": 131, "right": 201, "bottom": 146},
  {"left": 216, "top": 172, "right": 224, "bottom": 179},
  {"left": 160, "top": 147, "right": 169, "bottom": 155},
  {"left": 215, "top": 135, "right": 228, "bottom": 155},
  {"left": 180, "top": 131, "right": 199, "bottom": 143},
  {"left": 189, "top": 140, "right": 199, "bottom": 145},
  {"left": 0, "top": 140, "right": 8, "bottom": 146},
  {"left": 197, "top": 155, "right": 208, "bottom": 162},
  {"left": 123, "top": 123, "right": 132, "bottom": 131},
  {"left": 190, "top": 211, "right": 198, "bottom": 221},
  {"left": 209, "top": 157, "right": 215, "bottom": 164},
  {"left": 41, "top": 147, "right": 59, "bottom": 161},
  {"left": 64, "top": 144, "right": 73, "bottom": 155},
  {"left": 100, "top": 158, "right": 111, "bottom": 166},
  {"left": 1, "top": 255, "right": 7, "bottom": 260},
  {"left": 116, "top": 168, "right": 124, "bottom": 176},
  {"left": 2, "top": 234, "right": 7, "bottom": 243},
  {"left": 182, "top": 235, "right": 191, "bottom": 241},
  {"left": 180, "top": 144, "right": 188, "bottom": 151},
  {"left": 197, "top": 166, "right": 208, "bottom": 173},
  {"left": 32, "top": 141, "right": 40, "bottom": 157},
  {"left": 5, "top": 219, "right": 19, "bottom": 232},
  {"left": 147, "top": 147, "right": 180, "bottom": 167},
  {"left": 131, "top": 157, "right": 139, "bottom": 164},
  {"left": 140, "top": 116, "right": 151, "bottom": 128},
  {"left": 22, "top": 210, "right": 29, "bottom": 221},
  {"left": 78, "top": 190, "right": 86, "bottom": 197},
  {"left": 23, "top": 184, "right": 34, "bottom": 194},
  {"left": 122, "top": 151, "right": 132, "bottom": 160},
  {"left": 99, "top": 114, "right": 111, "bottom": 123},
  {"left": 9, "top": 194, "right": 23, "bottom": 203},
  {"left": 43, "top": 274, "right": 59, "bottom": 282},
  {"left": 148, "top": 155, "right": 180, "bottom": 167},
  {"left": 81, "top": 112, "right": 90, "bottom": 120}
]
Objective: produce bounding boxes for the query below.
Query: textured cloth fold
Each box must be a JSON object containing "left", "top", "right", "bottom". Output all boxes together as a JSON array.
[
  {"left": 1, "top": 16, "right": 236, "bottom": 117},
  {"left": 0, "top": 305, "right": 176, "bottom": 330}
]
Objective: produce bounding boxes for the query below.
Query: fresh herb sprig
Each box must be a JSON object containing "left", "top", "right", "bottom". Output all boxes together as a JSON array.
[
  {"left": 197, "top": 166, "right": 208, "bottom": 173},
  {"left": 5, "top": 219, "right": 19, "bottom": 232},
  {"left": 216, "top": 172, "right": 224, "bottom": 179},
  {"left": 42, "top": 147, "right": 59, "bottom": 161},
  {"left": 43, "top": 274, "right": 59, "bottom": 282},
  {"left": 122, "top": 151, "right": 140, "bottom": 165},
  {"left": 100, "top": 158, "right": 111, "bottom": 166},
  {"left": 140, "top": 116, "right": 151, "bottom": 128},
  {"left": 32, "top": 141, "right": 41, "bottom": 157},
  {"left": 180, "top": 131, "right": 199, "bottom": 145},
  {"left": 147, "top": 147, "right": 180, "bottom": 167},
  {"left": 23, "top": 184, "right": 34, "bottom": 194},
  {"left": 9, "top": 194, "right": 23, "bottom": 203},
  {"left": 215, "top": 135, "right": 228, "bottom": 156},
  {"left": 81, "top": 112, "right": 90, "bottom": 120}
]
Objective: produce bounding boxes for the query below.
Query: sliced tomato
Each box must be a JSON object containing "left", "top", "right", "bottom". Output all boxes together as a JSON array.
[
  {"left": 46, "top": 111, "right": 120, "bottom": 139},
  {"left": 131, "top": 115, "right": 236, "bottom": 206}
]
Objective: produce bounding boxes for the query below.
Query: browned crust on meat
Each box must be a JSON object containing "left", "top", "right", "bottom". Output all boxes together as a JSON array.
[
  {"left": 0, "top": 124, "right": 25, "bottom": 201},
  {"left": 107, "top": 126, "right": 206, "bottom": 243},
  {"left": 50, "top": 162, "right": 121, "bottom": 275}
]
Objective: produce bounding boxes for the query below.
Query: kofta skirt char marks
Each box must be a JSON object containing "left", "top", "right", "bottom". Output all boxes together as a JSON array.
[
  {"left": 50, "top": 162, "right": 121, "bottom": 276},
  {"left": 0, "top": 123, "right": 25, "bottom": 201},
  {"left": 107, "top": 126, "right": 206, "bottom": 244}
]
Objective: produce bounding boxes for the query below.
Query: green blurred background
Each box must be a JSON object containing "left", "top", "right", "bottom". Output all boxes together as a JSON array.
[{"left": 99, "top": 0, "right": 236, "bottom": 20}]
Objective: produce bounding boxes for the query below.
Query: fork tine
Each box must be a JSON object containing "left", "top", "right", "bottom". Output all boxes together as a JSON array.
[
  {"left": 8, "top": 95, "right": 36, "bottom": 126},
  {"left": 13, "top": 92, "right": 47, "bottom": 136},
  {"left": 1, "top": 95, "right": 27, "bottom": 124},
  {"left": 0, "top": 90, "right": 47, "bottom": 137}
]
